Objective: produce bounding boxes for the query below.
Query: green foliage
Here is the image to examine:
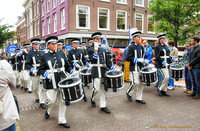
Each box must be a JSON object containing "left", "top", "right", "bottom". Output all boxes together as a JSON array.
[
  {"left": 0, "top": 24, "right": 15, "bottom": 48},
  {"left": 149, "top": 0, "right": 200, "bottom": 46}
]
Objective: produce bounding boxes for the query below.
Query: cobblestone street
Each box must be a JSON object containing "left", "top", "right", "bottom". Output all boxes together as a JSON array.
[{"left": 13, "top": 82, "right": 200, "bottom": 131}]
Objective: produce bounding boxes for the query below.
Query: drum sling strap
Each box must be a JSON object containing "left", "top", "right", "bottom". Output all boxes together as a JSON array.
[{"left": 47, "top": 60, "right": 57, "bottom": 89}]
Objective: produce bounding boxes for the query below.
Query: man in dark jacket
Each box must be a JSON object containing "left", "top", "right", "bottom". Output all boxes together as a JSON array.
[{"left": 187, "top": 36, "right": 200, "bottom": 99}]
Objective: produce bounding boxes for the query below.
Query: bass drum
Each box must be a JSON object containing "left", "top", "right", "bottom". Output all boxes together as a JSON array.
[
  {"left": 58, "top": 77, "right": 83, "bottom": 104},
  {"left": 104, "top": 70, "right": 124, "bottom": 92}
]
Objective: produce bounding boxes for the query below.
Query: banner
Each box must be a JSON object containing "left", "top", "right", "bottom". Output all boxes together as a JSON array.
[{"left": 6, "top": 44, "right": 19, "bottom": 54}]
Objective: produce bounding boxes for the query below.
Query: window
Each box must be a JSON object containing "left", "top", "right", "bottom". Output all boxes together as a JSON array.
[
  {"left": 135, "top": 13, "right": 144, "bottom": 32},
  {"left": 42, "top": 21, "right": 45, "bottom": 36},
  {"left": 60, "top": 0, "right": 64, "bottom": 3},
  {"left": 117, "top": 0, "right": 127, "bottom": 4},
  {"left": 147, "top": 15, "right": 154, "bottom": 33},
  {"left": 37, "top": 0, "right": 39, "bottom": 14},
  {"left": 47, "top": 17, "right": 50, "bottom": 34},
  {"left": 34, "top": 22, "right": 37, "bottom": 36},
  {"left": 42, "top": 2, "right": 45, "bottom": 16},
  {"left": 76, "top": 5, "right": 90, "bottom": 29},
  {"left": 53, "top": 0, "right": 57, "bottom": 8},
  {"left": 53, "top": 13, "right": 57, "bottom": 32},
  {"left": 116, "top": 10, "right": 127, "bottom": 31},
  {"left": 61, "top": 8, "right": 65, "bottom": 30},
  {"left": 98, "top": 8, "right": 110, "bottom": 30},
  {"left": 34, "top": 3, "right": 36, "bottom": 17},
  {"left": 37, "top": 20, "right": 40, "bottom": 35},
  {"left": 47, "top": 0, "right": 50, "bottom": 12},
  {"left": 135, "top": 0, "right": 144, "bottom": 7}
]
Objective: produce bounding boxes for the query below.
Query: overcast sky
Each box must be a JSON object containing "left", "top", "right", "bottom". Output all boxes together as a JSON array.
[{"left": 0, "top": 0, "right": 25, "bottom": 31}]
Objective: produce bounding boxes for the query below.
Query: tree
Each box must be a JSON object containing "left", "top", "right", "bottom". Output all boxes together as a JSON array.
[
  {"left": 149, "top": 0, "right": 200, "bottom": 46},
  {"left": 0, "top": 24, "right": 15, "bottom": 48}
]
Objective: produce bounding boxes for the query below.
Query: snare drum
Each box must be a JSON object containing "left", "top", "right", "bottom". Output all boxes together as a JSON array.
[
  {"left": 104, "top": 70, "right": 124, "bottom": 92},
  {"left": 80, "top": 68, "right": 92, "bottom": 85},
  {"left": 58, "top": 77, "right": 83, "bottom": 104},
  {"left": 169, "top": 64, "right": 184, "bottom": 81},
  {"left": 140, "top": 67, "right": 157, "bottom": 86},
  {"left": 40, "top": 75, "right": 46, "bottom": 89}
]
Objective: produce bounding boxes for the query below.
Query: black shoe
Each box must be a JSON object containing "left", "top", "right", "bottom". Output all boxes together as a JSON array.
[
  {"left": 126, "top": 93, "right": 132, "bottom": 102},
  {"left": 187, "top": 93, "right": 196, "bottom": 97},
  {"left": 28, "top": 91, "right": 32, "bottom": 93},
  {"left": 24, "top": 88, "right": 28, "bottom": 92},
  {"left": 59, "top": 123, "right": 70, "bottom": 128},
  {"left": 45, "top": 111, "right": 50, "bottom": 119},
  {"left": 157, "top": 89, "right": 162, "bottom": 96},
  {"left": 161, "top": 91, "right": 170, "bottom": 96},
  {"left": 101, "top": 107, "right": 111, "bottom": 114},
  {"left": 83, "top": 96, "right": 87, "bottom": 102},
  {"left": 135, "top": 100, "right": 146, "bottom": 104},
  {"left": 40, "top": 103, "right": 46, "bottom": 109},
  {"left": 35, "top": 99, "right": 39, "bottom": 103},
  {"left": 21, "top": 86, "right": 23, "bottom": 90},
  {"left": 91, "top": 98, "right": 96, "bottom": 108}
]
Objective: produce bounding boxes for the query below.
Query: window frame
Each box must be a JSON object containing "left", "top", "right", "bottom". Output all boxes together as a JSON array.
[
  {"left": 53, "top": 13, "right": 57, "bottom": 33},
  {"left": 60, "top": 8, "right": 65, "bottom": 30},
  {"left": 135, "top": 0, "right": 144, "bottom": 7},
  {"left": 116, "top": 10, "right": 127, "bottom": 32},
  {"left": 97, "top": 7, "right": 110, "bottom": 31},
  {"left": 135, "top": 13, "right": 144, "bottom": 32},
  {"left": 99, "top": 0, "right": 111, "bottom": 2},
  {"left": 76, "top": 5, "right": 90, "bottom": 30},
  {"left": 147, "top": 15, "right": 155, "bottom": 34},
  {"left": 117, "top": 0, "right": 127, "bottom": 5},
  {"left": 47, "top": 17, "right": 50, "bottom": 34}
]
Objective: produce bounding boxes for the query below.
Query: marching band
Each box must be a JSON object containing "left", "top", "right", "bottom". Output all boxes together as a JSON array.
[{"left": 3, "top": 30, "right": 200, "bottom": 129}]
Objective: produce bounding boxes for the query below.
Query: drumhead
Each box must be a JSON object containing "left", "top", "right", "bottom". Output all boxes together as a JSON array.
[
  {"left": 58, "top": 77, "right": 81, "bottom": 88},
  {"left": 170, "top": 64, "right": 184, "bottom": 70},
  {"left": 80, "top": 68, "right": 91, "bottom": 75},
  {"left": 105, "top": 70, "right": 123, "bottom": 78},
  {"left": 141, "top": 67, "right": 157, "bottom": 73}
]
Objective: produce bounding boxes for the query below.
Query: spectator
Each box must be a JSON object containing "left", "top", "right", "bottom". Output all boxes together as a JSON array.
[
  {"left": 0, "top": 60, "right": 19, "bottom": 131},
  {"left": 113, "top": 50, "right": 122, "bottom": 66}
]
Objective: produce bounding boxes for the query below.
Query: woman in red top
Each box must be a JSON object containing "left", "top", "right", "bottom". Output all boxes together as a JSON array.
[{"left": 113, "top": 51, "right": 122, "bottom": 66}]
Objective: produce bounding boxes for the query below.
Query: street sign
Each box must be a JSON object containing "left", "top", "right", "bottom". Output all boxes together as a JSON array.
[{"left": 6, "top": 44, "right": 19, "bottom": 54}]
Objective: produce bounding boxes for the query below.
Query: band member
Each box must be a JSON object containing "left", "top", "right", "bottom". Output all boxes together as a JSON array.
[
  {"left": 187, "top": 36, "right": 200, "bottom": 99},
  {"left": 20, "top": 43, "right": 32, "bottom": 93},
  {"left": 88, "top": 32, "right": 115, "bottom": 113},
  {"left": 143, "top": 40, "right": 153, "bottom": 65},
  {"left": 38, "top": 36, "right": 74, "bottom": 128},
  {"left": 155, "top": 34, "right": 171, "bottom": 96},
  {"left": 126, "top": 31, "right": 147, "bottom": 104},
  {"left": 67, "top": 39, "right": 89, "bottom": 70},
  {"left": 10, "top": 49, "right": 22, "bottom": 88},
  {"left": 27, "top": 38, "right": 46, "bottom": 109},
  {"left": 57, "top": 39, "right": 64, "bottom": 52}
]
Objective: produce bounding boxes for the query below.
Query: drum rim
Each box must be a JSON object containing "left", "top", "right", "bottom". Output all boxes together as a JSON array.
[
  {"left": 170, "top": 67, "right": 184, "bottom": 70},
  {"left": 58, "top": 78, "right": 81, "bottom": 88},
  {"left": 80, "top": 68, "right": 91, "bottom": 75},
  {"left": 140, "top": 67, "right": 157, "bottom": 73},
  {"left": 105, "top": 70, "right": 123, "bottom": 78}
]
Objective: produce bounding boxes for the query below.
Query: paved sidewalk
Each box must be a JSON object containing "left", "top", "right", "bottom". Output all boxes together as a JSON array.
[{"left": 13, "top": 82, "right": 200, "bottom": 131}]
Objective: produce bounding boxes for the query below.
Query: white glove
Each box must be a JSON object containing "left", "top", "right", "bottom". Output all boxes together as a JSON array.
[
  {"left": 84, "top": 55, "right": 89, "bottom": 59},
  {"left": 33, "top": 70, "right": 37, "bottom": 75},
  {"left": 110, "top": 66, "right": 115, "bottom": 70},
  {"left": 144, "top": 59, "right": 150, "bottom": 64},
  {"left": 43, "top": 72, "right": 53, "bottom": 79},
  {"left": 94, "top": 42, "right": 100, "bottom": 50},
  {"left": 137, "top": 58, "right": 144, "bottom": 63},
  {"left": 73, "top": 62, "right": 80, "bottom": 68},
  {"left": 86, "top": 62, "right": 90, "bottom": 67},
  {"left": 162, "top": 61, "right": 167, "bottom": 66}
]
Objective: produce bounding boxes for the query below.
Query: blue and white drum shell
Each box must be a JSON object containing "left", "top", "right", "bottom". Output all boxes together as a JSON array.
[
  {"left": 58, "top": 77, "right": 83, "bottom": 103},
  {"left": 140, "top": 67, "right": 158, "bottom": 86},
  {"left": 104, "top": 70, "right": 124, "bottom": 92}
]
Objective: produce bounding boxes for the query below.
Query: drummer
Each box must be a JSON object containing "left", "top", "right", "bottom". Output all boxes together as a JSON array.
[
  {"left": 126, "top": 30, "right": 147, "bottom": 104},
  {"left": 38, "top": 36, "right": 74, "bottom": 128},
  {"left": 88, "top": 32, "right": 115, "bottom": 113},
  {"left": 155, "top": 34, "right": 172, "bottom": 96},
  {"left": 67, "top": 38, "right": 89, "bottom": 71}
]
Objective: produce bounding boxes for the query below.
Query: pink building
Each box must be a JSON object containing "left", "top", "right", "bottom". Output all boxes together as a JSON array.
[{"left": 41, "top": 0, "right": 68, "bottom": 40}]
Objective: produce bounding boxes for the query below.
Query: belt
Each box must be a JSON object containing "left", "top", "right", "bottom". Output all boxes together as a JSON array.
[
  {"left": 46, "top": 67, "right": 65, "bottom": 73},
  {"left": 92, "top": 64, "right": 106, "bottom": 67}
]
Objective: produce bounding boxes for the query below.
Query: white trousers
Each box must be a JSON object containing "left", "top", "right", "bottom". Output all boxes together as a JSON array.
[
  {"left": 21, "top": 70, "right": 32, "bottom": 91},
  {"left": 31, "top": 76, "right": 45, "bottom": 104},
  {"left": 127, "top": 71, "right": 144, "bottom": 100},
  {"left": 46, "top": 89, "right": 67, "bottom": 124},
  {"left": 14, "top": 70, "right": 21, "bottom": 86},
  {"left": 158, "top": 68, "right": 169, "bottom": 92},
  {"left": 91, "top": 78, "right": 106, "bottom": 108}
]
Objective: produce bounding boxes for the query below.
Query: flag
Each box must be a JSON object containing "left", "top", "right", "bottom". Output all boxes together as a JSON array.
[
  {"left": 102, "top": 32, "right": 108, "bottom": 46},
  {"left": 129, "top": 26, "right": 131, "bottom": 45},
  {"left": 139, "top": 37, "right": 143, "bottom": 45}
]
